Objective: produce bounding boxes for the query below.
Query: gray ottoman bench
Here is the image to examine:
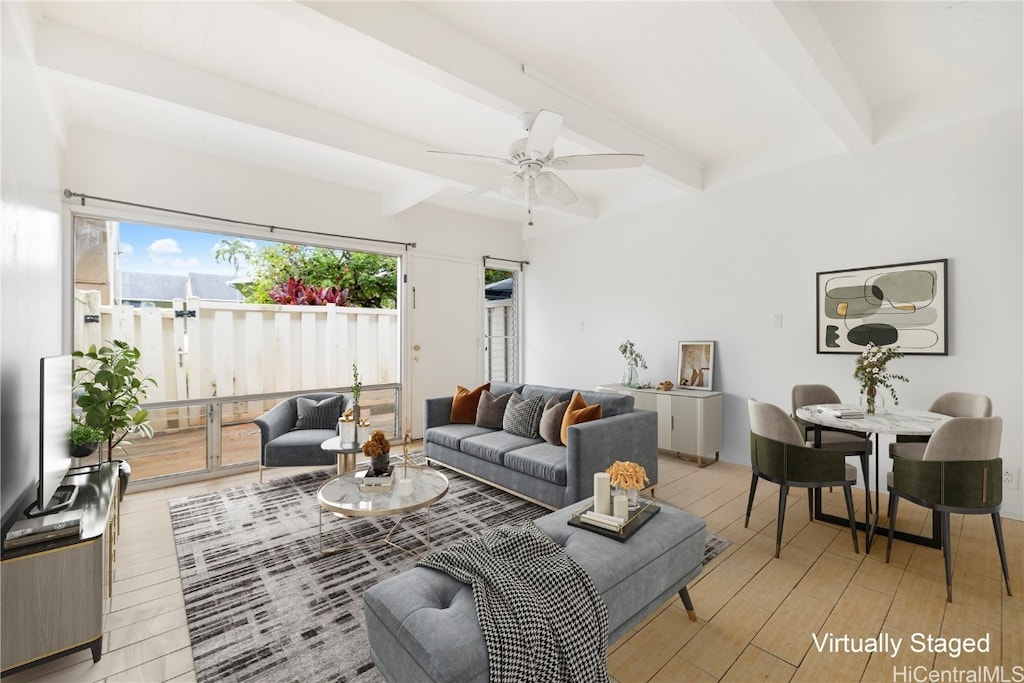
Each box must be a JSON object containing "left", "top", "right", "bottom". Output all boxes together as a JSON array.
[{"left": 362, "top": 501, "right": 708, "bottom": 683}]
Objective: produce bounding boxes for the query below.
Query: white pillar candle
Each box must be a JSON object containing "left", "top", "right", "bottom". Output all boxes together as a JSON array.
[
  {"left": 396, "top": 478, "right": 413, "bottom": 497},
  {"left": 613, "top": 494, "right": 629, "bottom": 521},
  {"left": 594, "top": 472, "right": 611, "bottom": 515}
]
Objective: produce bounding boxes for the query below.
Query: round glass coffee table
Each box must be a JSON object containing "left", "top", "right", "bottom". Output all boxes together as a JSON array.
[{"left": 316, "top": 465, "right": 449, "bottom": 557}]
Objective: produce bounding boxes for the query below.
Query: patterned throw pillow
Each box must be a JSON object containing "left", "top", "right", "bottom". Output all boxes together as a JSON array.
[
  {"left": 450, "top": 383, "right": 491, "bottom": 424},
  {"left": 476, "top": 390, "right": 514, "bottom": 429},
  {"left": 503, "top": 392, "right": 545, "bottom": 438},
  {"left": 560, "top": 392, "right": 603, "bottom": 445},
  {"left": 294, "top": 395, "right": 345, "bottom": 430},
  {"left": 539, "top": 395, "right": 570, "bottom": 446}
]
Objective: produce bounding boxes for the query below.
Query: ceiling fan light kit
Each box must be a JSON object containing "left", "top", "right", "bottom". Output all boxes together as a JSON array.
[{"left": 428, "top": 109, "right": 645, "bottom": 225}]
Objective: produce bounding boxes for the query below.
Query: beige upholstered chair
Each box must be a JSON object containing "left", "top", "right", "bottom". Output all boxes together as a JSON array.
[
  {"left": 889, "top": 391, "right": 993, "bottom": 460},
  {"left": 885, "top": 416, "right": 1009, "bottom": 602},
  {"left": 747, "top": 399, "right": 860, "bottom": 558},
  {"left": 792, "top": 384, "right": 873, "bottom": 513}
]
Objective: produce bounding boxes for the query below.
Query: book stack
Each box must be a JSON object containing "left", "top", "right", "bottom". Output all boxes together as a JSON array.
[
  {"left": 4, "top": 511, "right": 82, "bottom": 550},
  {"left": 579, "top": 510, "right": 625, "bottom": 532},
  {"left": 356, "top": 466, "right": 394, "bottom": 492},
  {"left": 816, "top": 404, "right": 865, "bottom": 419}
]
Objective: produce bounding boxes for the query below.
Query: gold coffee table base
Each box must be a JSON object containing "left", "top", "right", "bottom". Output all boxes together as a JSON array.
[{"left": 318, "top": 507, "right": 433, "bottom": 558}]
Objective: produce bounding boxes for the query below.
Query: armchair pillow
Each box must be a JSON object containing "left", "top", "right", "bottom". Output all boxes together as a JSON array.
[
  {"left": 294, "top": 394, "right": 346, "bottom": 430},
  {"left": 561, "top": 392, "right": 603, "bottom": 445},
  {"left": 503, "top": 393, "right": 545, "bottom": 438},
  {"left": 451, "top": 383, "right": 491, "bottom": 424},
  {"left": 476, "top": 390, "right": 514, "bottom": 429}
]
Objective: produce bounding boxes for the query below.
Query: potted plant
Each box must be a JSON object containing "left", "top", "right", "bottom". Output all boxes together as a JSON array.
[
  {"left": 618, "top": 340, "right": 648, "bottom": 388},
  {"left": 72, "top": 340, "right": 157, "bottom": 495},
  {"left": 70, "top": 420, "right": 105, "bottom": 459}
]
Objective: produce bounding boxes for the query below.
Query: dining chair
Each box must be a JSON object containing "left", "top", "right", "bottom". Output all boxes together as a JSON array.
[
  {"left": 792, "top": 384, "right": 873, "bottom": 513},
  {"left": 885, "top": 416, "right": 1009, "bottom": 602},
  {"left": 889, "top": 391, "right": 993, "bottom": 460},
  {"left": 747, "top": 399, "right": 860, "bottom": 558}
]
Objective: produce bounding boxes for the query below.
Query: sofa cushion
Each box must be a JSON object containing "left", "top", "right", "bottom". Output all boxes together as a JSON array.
[
  {"left": 503, "top": 393, "right": 544, "bottom": 438},
  {"left": 263, "top": 428, "right": 338, "bottom": 467},
  {"left": 521, "top": 384, "right": 575, "bottom": 406},
  {"left": 561, "top": 392, "right": 603, "bottom": 444},
  {"left": 294, "top": 394, "right": 345, "bottom": 430},
  {"left": 424, "top": 424, "right": 493, "bottom": 451},
  {"left": 577, "top": 390, "right": 634, "bottom": 418},
  {"left": 489, "top": 382, "right": 525, "bottom": 397},
  {"left": 460, "top": 430, "right": 542, "bottom": 465},
  {"left": 450, "top": 383, "right": 490, "bottom": 424},
  {"left": 504, "top": 442, "right": 569, "bottom": 485},
  {"left": 475, "top": 390, "right": 514, "bottom": 429},
  {"left": 539, "top": 395, "right": 570, "bottom": 446}
]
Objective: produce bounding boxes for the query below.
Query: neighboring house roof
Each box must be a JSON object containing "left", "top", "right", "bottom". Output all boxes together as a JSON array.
[
  {"left": 121, "top": 272, "right": 187, "bottom": 303},
  {"left": 188, "top": 273, "right": 241, "bottom": 302},
  {"left": 485, "top": 278, "right": 513, "bottom": 301}
]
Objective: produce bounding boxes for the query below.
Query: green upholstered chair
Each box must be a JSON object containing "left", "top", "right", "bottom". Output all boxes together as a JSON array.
[
  {"left": 792, "top": 384, "right": 873, "bottom": 513},
  {"left": 747, "top": 399, "right": 860, "bottom": 558},
  {"left": 885, "top": 416, "right": 1009, "bottom": 603},
  {"left": 889, "top": 391, "right": 993, "bottom": 460}
]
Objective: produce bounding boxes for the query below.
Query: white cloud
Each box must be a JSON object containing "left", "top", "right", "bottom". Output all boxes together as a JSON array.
[
  {"left": 148, "top": 238, "right": 182, "bottom": 256},
  {"left": 119, "top": 243, "right": 135, "bottom": 257}
]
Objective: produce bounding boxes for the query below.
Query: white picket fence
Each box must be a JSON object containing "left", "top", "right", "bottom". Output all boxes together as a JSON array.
[{"left": 74, "top": 290, "right": 399, "bottom": 409}]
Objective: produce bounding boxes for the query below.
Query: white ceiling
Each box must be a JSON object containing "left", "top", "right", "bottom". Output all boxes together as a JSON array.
[{"left": 32, "top": 1, "right": 1023, "bottom": 235}]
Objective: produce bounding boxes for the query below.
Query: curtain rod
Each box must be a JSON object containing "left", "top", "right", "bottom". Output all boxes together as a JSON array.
[
  {"left": 63, "top": 189, "right": 417, "bottom": 250},
  {"left": 483, "top": 255, "right": 530, "bottom": 267}
]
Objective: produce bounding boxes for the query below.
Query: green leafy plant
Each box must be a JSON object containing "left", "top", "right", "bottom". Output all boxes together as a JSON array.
[
  {"left": 853, "top": 342, "right": 908, "bottom": 408},
  {"left": 269, "top": 276, "right": 349, "bottom": 306},
  {"left": 618, "top": 340, "right": 648, "bottom": 370},
  {"left": 352, "top": 363, "right": 362, "bottom": 404},
  {"left": 72, "top": 340, "right": 157, "bottom": 461},
  {"left": 70, "top": 421, "right": 104, "bottom": 447}
]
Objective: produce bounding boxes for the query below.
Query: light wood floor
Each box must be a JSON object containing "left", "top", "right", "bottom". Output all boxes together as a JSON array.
[{"left": 8, "top": 452, "right": 1022, "bottom": 683}]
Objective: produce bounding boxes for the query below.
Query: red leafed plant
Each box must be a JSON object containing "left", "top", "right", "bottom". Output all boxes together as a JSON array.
[{"left": 269, "top": 277, "right": 349, "bottom": 306}]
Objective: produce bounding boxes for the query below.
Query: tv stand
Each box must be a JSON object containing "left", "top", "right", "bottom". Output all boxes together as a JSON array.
[
  {"left": 1, "top": 462, "right": 119, "bottom": 674},
  {"left": 23, "top": 484, "right": 79, "bottom": 518}
]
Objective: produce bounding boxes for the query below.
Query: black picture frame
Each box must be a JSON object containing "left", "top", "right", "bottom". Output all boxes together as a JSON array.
[{"left": 816, "top": 259, "right": 948, "bottom": 355}]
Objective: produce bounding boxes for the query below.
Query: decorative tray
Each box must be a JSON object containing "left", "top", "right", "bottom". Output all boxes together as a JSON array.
[{"left": 567, "top": 497, "right": 660, "bottom": 542}]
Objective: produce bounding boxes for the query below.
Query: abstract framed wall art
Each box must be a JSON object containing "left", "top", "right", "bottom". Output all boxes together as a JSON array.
[
  {"left": 677, "top": 341, "right": 715, "bottom": 390},
  {"left": 816, "top": 259, "right": 948, "bottom": 355}
]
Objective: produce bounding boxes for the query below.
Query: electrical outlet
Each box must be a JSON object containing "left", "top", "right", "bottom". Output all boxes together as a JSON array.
[{"left": 1004, "top": 469, "right": 1020, "bottom": 490}]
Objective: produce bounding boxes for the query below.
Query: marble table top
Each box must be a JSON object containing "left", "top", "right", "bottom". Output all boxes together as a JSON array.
[{"left": 796, "top": 405, "right": 951, "bottom": 436}]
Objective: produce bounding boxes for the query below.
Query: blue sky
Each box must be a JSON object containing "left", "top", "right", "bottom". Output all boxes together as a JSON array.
[{"left": 117, "top": 223, "right": 272, "bottom": 277}]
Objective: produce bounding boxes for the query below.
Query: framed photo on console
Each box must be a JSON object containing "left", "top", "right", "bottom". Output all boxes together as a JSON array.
[{"left": 677, "top": 341, "right": 715, "bottom": 391}]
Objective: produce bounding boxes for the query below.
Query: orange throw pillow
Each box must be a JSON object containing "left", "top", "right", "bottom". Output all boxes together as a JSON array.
[
  {"left": 450, "top": 383, "right": 491, "bottom": 424},
  {"left": 560, "top": 392, "right": 603, "bottom": 444}
]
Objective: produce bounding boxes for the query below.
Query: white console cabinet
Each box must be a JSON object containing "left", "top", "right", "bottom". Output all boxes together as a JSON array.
[{"left": 597, "top": 384, "right": 723, "bottom": 467}]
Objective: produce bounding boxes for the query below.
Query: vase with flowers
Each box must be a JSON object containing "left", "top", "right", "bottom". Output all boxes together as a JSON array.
[
  {"left": 853, "top": 342, "right": 908, "bottom": 414},
  {"left": 618, "top": 340, "right": 647, "bottom": 388},
  {"left": 605, "top": 460, "right": 649, "bottom": 510}
]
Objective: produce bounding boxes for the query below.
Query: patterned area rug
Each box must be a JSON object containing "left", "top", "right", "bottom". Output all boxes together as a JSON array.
[{"left": 169, "top": 466, "right": 729, "bottom": 683}]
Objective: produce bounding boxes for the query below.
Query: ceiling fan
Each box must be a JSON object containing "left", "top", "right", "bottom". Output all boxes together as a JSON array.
[{"left": 428, "top": 110, "right": 644, "bottom": 225}]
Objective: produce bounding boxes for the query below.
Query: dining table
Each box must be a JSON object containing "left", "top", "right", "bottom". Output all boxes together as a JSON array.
[{"left": 795, "top": 404, "right": 952, "bottom": 552}]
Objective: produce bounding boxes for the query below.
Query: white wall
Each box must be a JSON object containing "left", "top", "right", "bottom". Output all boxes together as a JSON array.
[
  {"left": 523, "top": 109, "right": 1024, "bottom": 520},
  {"left": 1, "top": 1, "right": 67, "bottom": 524}
]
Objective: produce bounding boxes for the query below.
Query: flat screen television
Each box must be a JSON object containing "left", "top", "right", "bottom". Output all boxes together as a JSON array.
[{"left": 26, "top": 355, "right": 76, "bottom": 517}]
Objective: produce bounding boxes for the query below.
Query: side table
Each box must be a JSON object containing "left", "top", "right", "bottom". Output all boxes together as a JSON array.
[{"left": 320, "top": 436, "right": 364, "bottom": 475}]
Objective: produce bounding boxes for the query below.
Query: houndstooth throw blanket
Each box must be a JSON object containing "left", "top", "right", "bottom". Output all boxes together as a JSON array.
[{"left": 418, "top": 520, "right": 610, "bottom": 683}]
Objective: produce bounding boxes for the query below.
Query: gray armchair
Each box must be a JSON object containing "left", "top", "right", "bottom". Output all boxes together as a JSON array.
[{"left": 253, "top": 392, "right": 351, "bottom": 481}]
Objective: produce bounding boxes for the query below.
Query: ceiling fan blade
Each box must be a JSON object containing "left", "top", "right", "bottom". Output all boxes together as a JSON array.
[
  {"left": 550, "top": 153, "right": 645, "bottom": 171},
  {"left": 535, "top": 171, "right": 577, "bottom": 205},
  {"left": 427, "top": 150, "right": 515, "bottom": 167},
  {"left": 525, "top": 110, "right": 563, "bottom": 158}
]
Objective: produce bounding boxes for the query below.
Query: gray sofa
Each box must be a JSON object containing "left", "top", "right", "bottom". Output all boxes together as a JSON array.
[
  {"left": 363, "top": 500, "right": 708, "bottom": 683},
  {"left": 253, "top": 392, "right": 352, "bottom": 480},
  {"left": 424, "top": 382, "right": 658, "bottom": 509}
]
